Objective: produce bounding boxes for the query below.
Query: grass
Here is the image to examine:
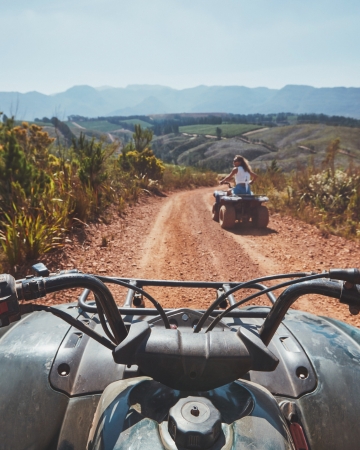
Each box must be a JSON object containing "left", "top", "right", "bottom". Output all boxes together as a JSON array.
[
  {"left": 120, "top": 118, "right": 153, "bottom": 128},
  {"left": 28, "top": 121, "right": 55, "bottom": 127},
  {"left": 160, "top": 164, "right": 217, "bottom": 190},
  {"left": 179, "top": 123, "right": 262, "bottom": 137},
  {"left": 66, "top": 120, "right": 121, "bottom": 133}
]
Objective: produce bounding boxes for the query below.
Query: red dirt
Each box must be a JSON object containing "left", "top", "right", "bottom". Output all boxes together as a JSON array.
[{"left": 39, "top": 187, "right": 360, "bottom": 328}]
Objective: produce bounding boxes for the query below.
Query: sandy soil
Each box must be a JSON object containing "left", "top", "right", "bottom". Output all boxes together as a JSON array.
[
  {"left": 242, "top": 127, "right": 269, "bottom": 136},
  {"left": 39, "top": 187, "right": 360, "bottom": 328}
]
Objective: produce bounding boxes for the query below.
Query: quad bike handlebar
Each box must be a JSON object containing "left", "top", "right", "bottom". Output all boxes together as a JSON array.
[
  {"left": 1, "top": 265, "right": 360, "bottom": 390},
  {"left": 3, "top": 265, "right": 360, "bottom": 450}
]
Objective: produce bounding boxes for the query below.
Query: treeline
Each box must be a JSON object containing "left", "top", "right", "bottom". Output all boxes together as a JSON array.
[
  {"left": 69, "top": 114, "right": 150, "bottom": 123},
  {"left": 67, "top": 114, "right": 223, "bottom": 135},
  {"left": 62, "top": 112, "right": 360, "bottom": 138},
  {"left": 0, "top": 119, "right": 217, "bottom": 270},
  {"left": 68, "top": 114, "right": 153, "bottom": 133},
  {"left": 296, "top": 113, "right": 360, "bottom": 128},
  {"left": 226, "top": 113, "right": 278, "bottom": 126},
  {"left": 226, "top": 112, "right": 360, "bottom": 128},
  {"left": 34, "top": 116, "right": 75, "bottom": 144},
  {"left": 152, "top": 115, "right": 222, "bottom": 135}
]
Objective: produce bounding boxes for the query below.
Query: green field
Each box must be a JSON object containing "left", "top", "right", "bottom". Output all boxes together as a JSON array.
[
  {"left": 120, "top": 118, "right": 153, "bottom": 128},
  {"left": 67, "top": 120, "right": 121, "bottom": 133},
  {"left": 179, "top": 123, "right": 262, "bottom": 137},
  {"left": 28, "top": 121, "right": 55, "bottom": 127}
]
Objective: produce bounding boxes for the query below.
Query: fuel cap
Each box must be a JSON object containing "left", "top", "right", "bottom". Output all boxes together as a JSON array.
[{"left": 168, "top": 396, "right": 221, "bottom": 449}]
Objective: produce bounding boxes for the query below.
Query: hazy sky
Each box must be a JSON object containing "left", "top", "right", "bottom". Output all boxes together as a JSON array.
[{"left": 1, "top": 0, "right": 359, "bottom": 94}]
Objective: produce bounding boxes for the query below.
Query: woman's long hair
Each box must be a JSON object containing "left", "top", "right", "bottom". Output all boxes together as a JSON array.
[{"left": 234, "top": 155, "right": 252, "bottom": 173}]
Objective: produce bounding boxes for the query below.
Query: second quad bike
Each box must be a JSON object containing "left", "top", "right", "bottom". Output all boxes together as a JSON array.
[
  {"left": 1, "top": 263, "right": 360, "bottom": 449},
  {"left": 212, "top": 188, "right": 269, "bottom": 229}
]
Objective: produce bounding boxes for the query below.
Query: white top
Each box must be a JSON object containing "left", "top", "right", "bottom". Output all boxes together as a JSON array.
[{"left": 235, "top": 166, "right": 250, "bottom": 184}]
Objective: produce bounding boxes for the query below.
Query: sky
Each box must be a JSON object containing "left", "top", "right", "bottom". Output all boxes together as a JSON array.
[{"left": 1, "top": 0, "right": 359, "bottom": 94}]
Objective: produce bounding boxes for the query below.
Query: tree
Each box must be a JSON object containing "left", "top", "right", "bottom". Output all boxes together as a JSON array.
[
  {"left": 0, "top": 119, "right": 40, "bottom": 204},
  {"left": 51, "top": 117, "right": 75, "bottom": 146},
  {"left": 133, "top": 124, "right": 153, "bottom": 152},
  {"left": 73, "top": 133, "right": 114, "bottom": 193},
  {"left": 118, "top": 125, "right": 164, "bottom": 180},
  {"left": 13, "top": 122, "right": 54, "bottom": 170}
]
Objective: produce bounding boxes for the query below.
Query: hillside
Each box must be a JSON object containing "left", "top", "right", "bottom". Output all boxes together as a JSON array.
[
  {"left": 2, "top": 84, "right": 360, "bottom": 120},
  {"left": 152, "top": 134, "right": 273, "bottom": 171},
  {"left": 26, "top": 116, "right": 360, "bottom": 173},
  {"left": 153, "top": 124, "right": 360, "bottom": 172},
  {"left": 246, "top": 124, "right": 360, "bottom": 171}
]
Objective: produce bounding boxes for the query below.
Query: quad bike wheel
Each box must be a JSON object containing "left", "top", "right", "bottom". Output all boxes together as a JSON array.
[
  {"left": 219, "top": 205, "right": 236, "bottom": 229},
  {"left": 253, "top": 205, "right": 269, "bottom": 228},
  {"left": 212, "top": 203, "right": 219, "bottom": 222}
]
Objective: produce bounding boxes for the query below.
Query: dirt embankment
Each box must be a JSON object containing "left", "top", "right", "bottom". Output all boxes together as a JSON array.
[{"left": 41, "top": 187, "right": 360, "bottom": 328}]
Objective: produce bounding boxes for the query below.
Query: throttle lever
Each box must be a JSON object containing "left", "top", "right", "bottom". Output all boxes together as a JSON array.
[{"left": 340, "top": 281, "right": 360, "bottom": 315}]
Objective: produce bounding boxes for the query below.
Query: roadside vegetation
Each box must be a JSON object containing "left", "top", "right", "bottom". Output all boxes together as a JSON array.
[
  {"left": 0, "top": 117, "right": 216, "bottom": 271},
  {"left": 2, "top": 109, "right": 358, "bottom": 269},
  {"left": 253, "top": 138, "right": 360, "bottom": 240},
  {"left": 54, "top": 113, "right": 360, "bottom": 173}
]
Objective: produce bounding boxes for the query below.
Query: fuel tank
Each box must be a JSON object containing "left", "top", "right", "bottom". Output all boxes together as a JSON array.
[{"left": 87, "top": 377, "right": 294, "bottom": 449}]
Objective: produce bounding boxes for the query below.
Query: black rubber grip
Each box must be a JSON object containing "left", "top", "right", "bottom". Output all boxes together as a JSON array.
[{"left": 329, "top": 269, "right": 360, "bottom": 284}]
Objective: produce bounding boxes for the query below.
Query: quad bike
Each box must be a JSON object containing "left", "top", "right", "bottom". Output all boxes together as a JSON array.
[
  {"left": 1, "top": 262, "right": 360, "bottom": 449},
  {"left": 212, "top": 183, "right": 269, "bottom": 229}
]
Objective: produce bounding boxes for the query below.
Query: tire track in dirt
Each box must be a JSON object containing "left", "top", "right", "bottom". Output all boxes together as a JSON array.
[
  {"left": 40, "top": 187, "right": 360, "bottom": 328},
  {"left": 135, "top": 187, "right": 360, "bottom": 326},
  {"left": 136, "top": 190, "right": 267, "bottom": 309}
]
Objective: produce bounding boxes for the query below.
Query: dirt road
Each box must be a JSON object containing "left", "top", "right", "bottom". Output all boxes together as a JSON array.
[{"left": 43, "top": 187, "right": 360, "bottom": 328}]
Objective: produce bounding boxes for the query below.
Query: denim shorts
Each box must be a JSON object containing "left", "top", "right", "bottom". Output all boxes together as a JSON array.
[{"left": 232, "top": 183, "right": 252, "bottom": 195}]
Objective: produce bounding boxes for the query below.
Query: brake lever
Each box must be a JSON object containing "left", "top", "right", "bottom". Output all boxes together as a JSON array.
[{"left": 0, "top": 274, "right": 20, "bottom": 327}]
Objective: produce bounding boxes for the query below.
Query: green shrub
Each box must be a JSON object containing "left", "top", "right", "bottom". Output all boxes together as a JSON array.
[{"left": 255, "top": 140, "right": 360, "bottom": 239}]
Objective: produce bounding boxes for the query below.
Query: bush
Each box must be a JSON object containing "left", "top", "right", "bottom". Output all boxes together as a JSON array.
[
  {"left": 0, "top": 118, "right": 218, "bottom": 269},
  {"left": 253, "top": 140, "right": 360, "bottom": 239}
]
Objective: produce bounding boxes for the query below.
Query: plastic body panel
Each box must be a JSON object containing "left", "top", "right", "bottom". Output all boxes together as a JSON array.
[
  {"left": 0, "top": 309, "right": 72, "bottom": 449},
  {"left": 2, "top": 304, "right": 360, "bottom": 449},
  {"left": 0, "top": 306, "right": 123, "bottom": 450},
  {"left": 280, "top": 310, "right": 360, "bottom": 450}
]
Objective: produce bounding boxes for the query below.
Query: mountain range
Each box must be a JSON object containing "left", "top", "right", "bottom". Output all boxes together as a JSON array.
[{"left": 1, "top": 84, "right": 360, "bottom": 120}]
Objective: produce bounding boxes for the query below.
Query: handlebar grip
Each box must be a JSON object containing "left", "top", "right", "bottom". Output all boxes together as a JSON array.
[
  {"left": 329, "top": 268, "right": 360, "bottom": 284},
  {"left": 16, "top": 277, "right": 46, "bottom": 301}
]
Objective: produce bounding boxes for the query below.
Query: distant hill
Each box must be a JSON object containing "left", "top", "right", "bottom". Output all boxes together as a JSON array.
[{"left": 1, "top": 84, "right": 360, "bottom": 120}]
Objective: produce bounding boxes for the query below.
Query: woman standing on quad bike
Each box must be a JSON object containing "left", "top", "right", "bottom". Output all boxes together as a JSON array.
[{"left": 220, "top": 155, "right": 258, "bottom": 195}]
